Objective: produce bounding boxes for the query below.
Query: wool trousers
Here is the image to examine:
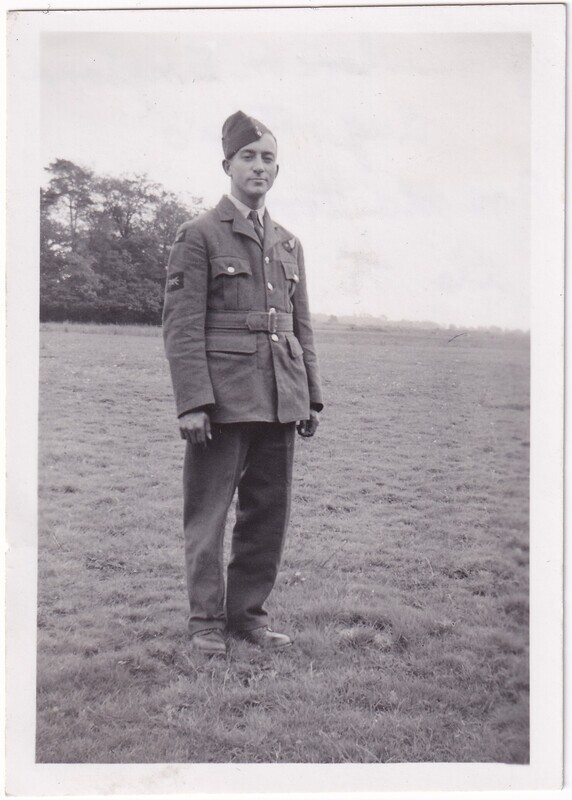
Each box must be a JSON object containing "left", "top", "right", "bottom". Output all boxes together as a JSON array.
[{"left": 183, "top": 421, "right": 296, "bottom": 636}]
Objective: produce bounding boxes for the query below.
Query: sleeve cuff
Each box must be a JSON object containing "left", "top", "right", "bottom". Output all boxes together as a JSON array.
[{"left": 178, "top": 403, "right": 215, "bottom": 418}]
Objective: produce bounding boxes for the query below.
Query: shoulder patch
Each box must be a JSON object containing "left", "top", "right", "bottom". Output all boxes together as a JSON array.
[
  {"left": 167, "top": 272, "right": 184, "bottom": 292},
  {"left": 282, "top": 237, "right": 297, "bottom": 253}
]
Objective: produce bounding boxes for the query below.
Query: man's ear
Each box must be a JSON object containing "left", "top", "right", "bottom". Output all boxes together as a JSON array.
[
  {"left": 275, "top": 164, "right": 280, "bottom": 179},
  {"left": 222, "top": 159, "right": 232, "bottom": 176}
]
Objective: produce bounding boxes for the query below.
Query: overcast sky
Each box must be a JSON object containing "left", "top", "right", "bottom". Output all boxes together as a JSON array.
[{"left": 41, "top": 23, "right": 531, "bottom": 329}]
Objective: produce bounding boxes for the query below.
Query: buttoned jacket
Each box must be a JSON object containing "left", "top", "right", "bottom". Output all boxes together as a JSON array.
[{"left": 163, "top": 195, "right": 323, "bottom": 424}]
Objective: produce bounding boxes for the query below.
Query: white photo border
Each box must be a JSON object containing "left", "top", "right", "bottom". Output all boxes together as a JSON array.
[{"left": 5, "top": 3, "right": 565, "bottom": 796}]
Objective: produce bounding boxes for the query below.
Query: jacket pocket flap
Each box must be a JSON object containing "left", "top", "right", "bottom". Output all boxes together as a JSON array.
[
  {"left": 211, "top": 257, "right": 252, "bottom": 278},
  {"left": 286, "top": 334, "right": 304, "bottom": 358},
  {"left": 206, "top": 334, "right": 257, "bottom": 354},
  {"left": 281, "top": 260, "right": 300, "bottom": 283}
]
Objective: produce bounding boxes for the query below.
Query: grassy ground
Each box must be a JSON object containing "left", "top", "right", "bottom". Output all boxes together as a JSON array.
[{"left": 36, "top": 323, "right": 529, "bottom": 763}]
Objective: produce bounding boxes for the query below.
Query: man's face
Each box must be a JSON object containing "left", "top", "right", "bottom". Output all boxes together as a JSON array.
[{"left": 223, "top": 132, "right": 279, "bottom": 207}]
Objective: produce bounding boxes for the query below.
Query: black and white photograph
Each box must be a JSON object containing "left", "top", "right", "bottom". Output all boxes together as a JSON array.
[{"left": 5, "top": 2, "right": 565, "bottom": 796}]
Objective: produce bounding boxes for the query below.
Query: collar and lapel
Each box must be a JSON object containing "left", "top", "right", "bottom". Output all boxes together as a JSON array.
[
  {"left": 215, "top": 195, "right": 286, "bottom": 256},
  {"left": 262, "top": 209, "right": 279, "bottom": 255},
  {"left": 216, "top": 196, "right": 260, "bottom": 248}
]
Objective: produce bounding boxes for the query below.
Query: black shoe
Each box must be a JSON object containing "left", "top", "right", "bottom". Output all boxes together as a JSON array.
[
  {"left": 190, "top": 628, "right": 227, "bottom": 656},
  {"left": 235, "top": 626, "right": 292, "bottom": 649}
]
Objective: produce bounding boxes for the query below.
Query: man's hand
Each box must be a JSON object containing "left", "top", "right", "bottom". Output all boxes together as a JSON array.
[
  {"left": 297, "top": 409, "right": 320, "bottom": 438},
  {"left": 179, "top": 410, "right": 212, "bottom": 447}
]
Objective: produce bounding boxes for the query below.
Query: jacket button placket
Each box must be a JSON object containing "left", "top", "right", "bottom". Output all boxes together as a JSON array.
[{"left": 262, "top": 254, "right": 273, "bottom": 310}]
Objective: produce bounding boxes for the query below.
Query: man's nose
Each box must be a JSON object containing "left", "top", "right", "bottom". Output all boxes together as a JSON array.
[{"left": 252, "top": 158, "right": 265, "bottom": 172}]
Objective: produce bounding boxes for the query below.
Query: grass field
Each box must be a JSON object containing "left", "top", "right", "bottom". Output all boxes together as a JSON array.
[{"left": 36, "top": 322, "right": 530, "bottom": 764}]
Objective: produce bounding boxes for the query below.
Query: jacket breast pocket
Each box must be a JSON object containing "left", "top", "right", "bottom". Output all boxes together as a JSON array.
[
  {"left": 281, "top": 259, "right": 300, "bottom": 310},
  {"left": 209, "top": 257, "right": 253, "bottom": 310}
]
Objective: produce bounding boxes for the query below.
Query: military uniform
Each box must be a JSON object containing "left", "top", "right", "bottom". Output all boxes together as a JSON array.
[{"left": 163, "top": 190, "right": 323, "bottom": 636}]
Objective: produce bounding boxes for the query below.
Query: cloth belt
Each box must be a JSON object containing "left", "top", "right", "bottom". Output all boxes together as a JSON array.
[{"left": 205, "top": 310, "right": 294, "bottom": 334}]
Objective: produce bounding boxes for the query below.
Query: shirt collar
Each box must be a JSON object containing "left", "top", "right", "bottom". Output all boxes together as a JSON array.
[{"left": 226, "top": 193, "right": 265, "bottom": 226}]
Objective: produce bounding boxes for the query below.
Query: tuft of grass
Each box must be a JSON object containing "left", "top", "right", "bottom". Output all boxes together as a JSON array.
[{"left": 37, "top": 324, "right": 529, "bottom": 764}]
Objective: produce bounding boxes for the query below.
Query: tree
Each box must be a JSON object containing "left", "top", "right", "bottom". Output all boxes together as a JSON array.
[
  {"left": 40, "top": 158, "right": 203, "bottom": 323},
  {"left": 153, "top": 191, "right": 199, "bottom": 264},
  {"left": 43, "top": 159, "right": 95, "bottom": 249},
  {"left": 96, "top": 175, "right": 159, "bottom": 239},
  {"left": 40, "top": 189, "right": 67, "bottom": 283}
]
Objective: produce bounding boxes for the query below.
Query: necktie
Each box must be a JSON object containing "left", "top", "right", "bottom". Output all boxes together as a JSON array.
[{"left": 248, "top": 210, "right": 264, "bottom": 247}]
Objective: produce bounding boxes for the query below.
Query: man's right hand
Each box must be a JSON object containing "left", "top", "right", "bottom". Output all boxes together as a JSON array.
[{"left": 179, "top": 410, "right": 212, "bottom": 447}]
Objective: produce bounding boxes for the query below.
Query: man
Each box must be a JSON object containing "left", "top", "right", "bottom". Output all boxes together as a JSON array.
[{"left": 163, "top": 111, "right": 323, "bottom": 656}]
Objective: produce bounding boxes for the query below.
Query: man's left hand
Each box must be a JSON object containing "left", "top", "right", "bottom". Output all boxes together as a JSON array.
[{"left": 297, "top": 409, "right": 320, "bottom": 438}]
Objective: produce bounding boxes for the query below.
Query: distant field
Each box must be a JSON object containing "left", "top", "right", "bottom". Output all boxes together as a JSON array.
[{"left": 36, "top": 323, "right": 529, "bottom": 763}]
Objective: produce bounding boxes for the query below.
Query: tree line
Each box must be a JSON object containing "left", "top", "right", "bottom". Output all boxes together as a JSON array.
[{"left": 40, "top": 159, "right": 203, "bottom": 324}]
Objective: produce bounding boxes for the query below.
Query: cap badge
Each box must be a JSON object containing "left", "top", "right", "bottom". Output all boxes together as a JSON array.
[{"left": 255, "top": 126, "right": 262, "bottom": 137}]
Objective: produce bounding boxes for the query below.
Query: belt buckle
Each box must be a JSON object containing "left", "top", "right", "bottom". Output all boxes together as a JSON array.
[{"left": 268, "top": 308, "right": 277, "bottom": 334}]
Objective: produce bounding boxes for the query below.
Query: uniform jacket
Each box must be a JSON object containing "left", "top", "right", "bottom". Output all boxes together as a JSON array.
[{"left": 163, "top": 195, "right": 323, "bottom": 424}]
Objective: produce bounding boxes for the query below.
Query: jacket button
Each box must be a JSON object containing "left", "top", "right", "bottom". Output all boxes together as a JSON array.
[
  {"left": 264, "top": 256, "right": 270, "bottom": 264},
  {"left": 227, "top": 265, "right": 235, "bottom": 273},
  {"left": 294, "top": 274, "right": 299, "bottom": 282},
  {"left": 271, "top": 334, "right": 279, "bottom": 342},
  {"left": 267, "top": 282, "right": 274, "bottom": 291}
]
